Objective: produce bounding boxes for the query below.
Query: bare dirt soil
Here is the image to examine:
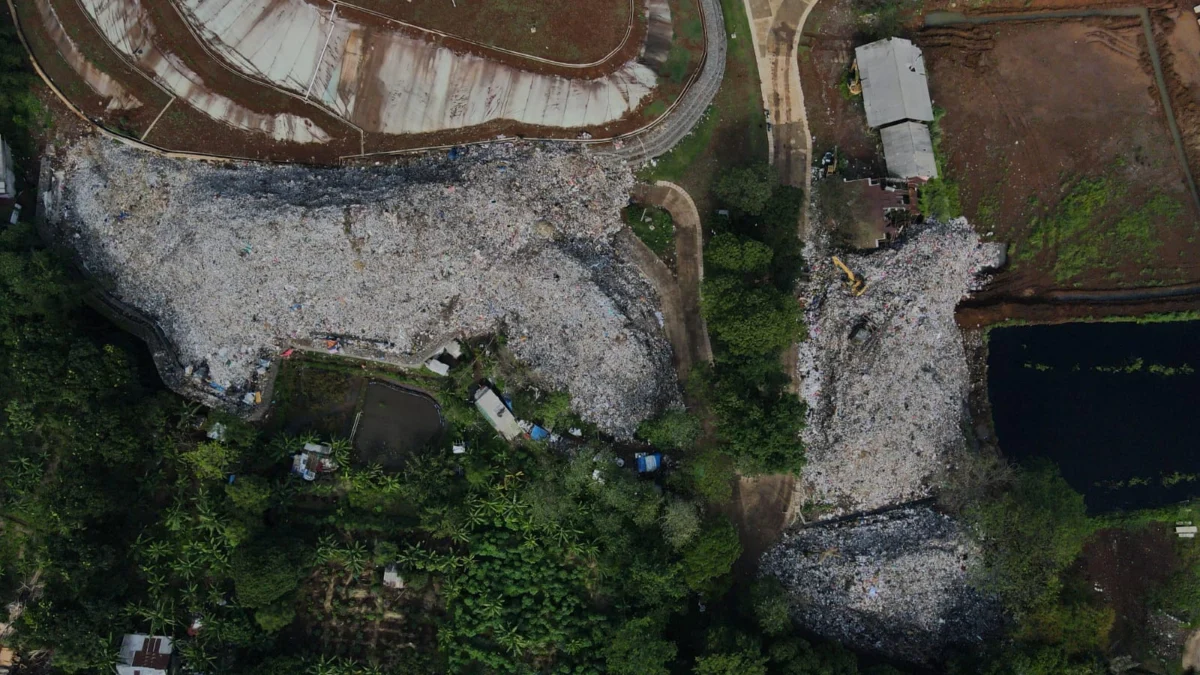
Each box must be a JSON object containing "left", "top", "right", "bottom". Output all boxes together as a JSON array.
[
  {"left": 1078, "top": 525, "right": 1181, "bottom": 665},
  {"left": 13, "top": 0, "right": 704, "bottom": 162},
  {"left": 796, "top": 0, "right": 884, "bottom": 177},
  {"left": 344, "top": 0, "right": 639, "bottom": 64},
  {"left": 922, "top": 17, "right": 1200, "bottom": 292},
  {"left": 728, "top": 474, "right": 796, "bottom": 573}
]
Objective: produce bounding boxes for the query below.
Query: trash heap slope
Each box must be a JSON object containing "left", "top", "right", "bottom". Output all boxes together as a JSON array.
[
  {"left": 46, "top": 138, "right": 677, "bottom": 437},
  {"left": 761, "top": 506, "right": 1000, "bottom": 663},
  {"left": 797, "top": 219, "right": 1005, "bottom": 513}
]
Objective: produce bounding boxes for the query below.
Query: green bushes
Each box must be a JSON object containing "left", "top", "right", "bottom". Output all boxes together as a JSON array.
[
  {"left": 638, "top": 408, "right": 701, "bottom": 450},
  {"left": 697, "top": 166, "right": 809, "bottom": 476},
  {"left": 918, "top": 108, "right": 962, "bottom": 221},
  {"left": 623, "top": 205, "right": 677, "bottom": 256},
  {"left": 967, "top": 461, "right": 1093, "bottom": 615}
]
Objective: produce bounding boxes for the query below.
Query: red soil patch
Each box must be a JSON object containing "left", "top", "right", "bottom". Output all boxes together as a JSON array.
[
  {"left": 922, "top": 17, "right": 1200, "bottom": 293},
  {"left": 343, "top": 0, "right": 640, "bottom": 65},
  {"left": 336, "top": 1, "right": 649, "bottom": 80}
]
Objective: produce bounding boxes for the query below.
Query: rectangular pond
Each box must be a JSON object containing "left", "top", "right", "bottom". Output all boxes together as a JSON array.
[
  {"left": 987, "top": 320, "right": 1200, "bottom": 511},
  {"left": 352, "top": 381, "right": 445, "bottom": 470}
]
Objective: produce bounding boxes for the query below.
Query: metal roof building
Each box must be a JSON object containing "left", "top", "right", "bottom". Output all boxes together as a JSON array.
[
  {"left": 855, "top": 38, "right": 934, "bottom": 128},
  {"left": 881, "top": 122, "right": 938, "bottom": 180},
  {"left": 474, "top": 385, "right": 523, "bottom": 441}
]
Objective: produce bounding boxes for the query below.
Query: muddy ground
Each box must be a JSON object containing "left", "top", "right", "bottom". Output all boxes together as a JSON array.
[
  {"left": 796, "top": 0, "right": 886, "bottom": 178},
  {"left": 1079, "top": 524, "right": 1182, "bottom": 668},
  {"left": 923, "top": 16, "right": 1200, "bottom": 292}
]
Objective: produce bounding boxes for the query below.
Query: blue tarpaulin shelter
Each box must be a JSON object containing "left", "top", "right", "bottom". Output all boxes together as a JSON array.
[
  {"left": 636, "top": 453, "right": 662, "bottom": 473},
  {"left": 530, "top": 425, "right": 550, "bottom": 441}
]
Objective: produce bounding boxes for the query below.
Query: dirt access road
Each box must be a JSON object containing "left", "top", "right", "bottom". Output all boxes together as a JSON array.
[
  {"left": 741, "top": 0, "right": 816, "bottom": 195},
  {"left": 627, "top": 181, "right": 713, "bottom": 380},
  {"left": 731, "top": 0, "right": 819, "bottom": 568}
]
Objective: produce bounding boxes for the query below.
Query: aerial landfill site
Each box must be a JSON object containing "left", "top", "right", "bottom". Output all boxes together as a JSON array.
[
  {"left": 799, "top": 219, "right": 1006, "bottom": 514},
  {"left": 46, "top": 133, "right": 1007, "bottom": 662},
  {"left": 764, "top": 219, "right": 1007, "bottom": 660},
  {"left": 44, "top": 138, "right": 677, "bottom": 437},
  {"left": 762, "top": 506, "right": 999, "bottom": 663}
]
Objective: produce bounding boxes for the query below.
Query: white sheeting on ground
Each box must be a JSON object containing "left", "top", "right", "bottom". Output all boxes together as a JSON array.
[
  {"left": 176, "top": 0, "right": 658, "bottom": 134},
  {"left": 78, "top": 0, "right": 331, "bottom": 143}
]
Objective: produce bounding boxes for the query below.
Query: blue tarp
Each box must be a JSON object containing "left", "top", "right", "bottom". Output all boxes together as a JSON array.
[
  {"left": 530, "top": 425, "right": 550, "bottom": 441},
  {"left": 636, "top": 453, "right": 662, "bottom": 473}
]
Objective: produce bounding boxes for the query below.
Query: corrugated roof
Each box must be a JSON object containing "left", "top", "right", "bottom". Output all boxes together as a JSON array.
[
  {"left": 855, "top": 38, "right": 934, "bottom": 128},
  {"left": 473, "top": 387, "right": 523, "bottom": 440},
  {"left": 881, "top": 122, "right": 938, "bottom": 180}
]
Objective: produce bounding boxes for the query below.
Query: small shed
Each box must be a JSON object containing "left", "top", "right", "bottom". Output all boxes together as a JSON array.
[
  {"left": 117, "top": 634, "right": 174, "bottom": 675},
  {"left": 636, "top": 452, "right": 662, "bottom": 473},
  {"left": 474, "top": 386, "right": 523, "bottom": 441},
  {"left": 383, "top": 564, "right": 406, "bottom": 589},
  {"left": 292, "top": 443, "right": 339, "bottom": 481},
  {"left": 424, "top": 358, "right": 451, "bottom": 376},
  {"left": 881, "top": 122, "right": 938, "bottom": 180},
  {"left": 855, "top": 38, "right": 934, "bottom": 129}
]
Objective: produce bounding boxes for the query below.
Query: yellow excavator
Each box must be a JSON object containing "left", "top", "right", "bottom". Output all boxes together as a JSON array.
[{"left": 832, "top": 256, "right": 868, "bottom": 296}]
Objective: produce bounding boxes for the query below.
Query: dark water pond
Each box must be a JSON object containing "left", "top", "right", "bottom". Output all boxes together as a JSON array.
[
  {"left": 988, "top": 320, "right": 1200, "bottom": 512},
  {"left": 353, "top": 382, "right": 444, "bottom": 470}
]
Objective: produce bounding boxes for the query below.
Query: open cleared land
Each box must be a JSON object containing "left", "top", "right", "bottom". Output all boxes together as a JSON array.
[
  {"left": 796, "top": 0, "right": 888, "bottom": 178},
  {"left": 346, "top": 0, "right": 639, "bottom": 64},
  {"left": 922, "top": 17, "right": 1200, "bottom": 291}
]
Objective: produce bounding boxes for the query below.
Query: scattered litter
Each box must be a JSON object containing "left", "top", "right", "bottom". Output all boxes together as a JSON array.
[
  {"left": 49, "top": 138, "right": 677, "bottom": 436},
  {"left": 762, "top": 506, "right": 1000, "bottom": 663},
  {"left": 206, "top": 422, "right": 226, "bottom": 441},
  {"left": 797, "top": 219, "right": 1004, "bottom": 513}
]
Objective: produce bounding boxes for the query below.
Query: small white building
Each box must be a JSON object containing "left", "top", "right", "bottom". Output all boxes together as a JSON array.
[
  {"left": 424, "top": 358, "right": 451, "bottom": 376},
  {"left": 473, "top": 386, "right": 523, "bottom": 441},
  {"left": 383, "top": 564, "right": 406, "bottom": 589},
  {"left": 117, "top": 634, "right": 174, "bottom": 675}
]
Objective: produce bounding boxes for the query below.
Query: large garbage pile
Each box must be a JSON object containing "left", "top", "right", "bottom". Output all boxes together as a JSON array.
[
  {"left": 761, "top": 506, "right": 1000, "bottom": 663},
  {"left": 45, "top": 137, "right": 677, "bottom": 436},
  {"left": 797, "top": 219, "right": 1005, "bottom": 513}
]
